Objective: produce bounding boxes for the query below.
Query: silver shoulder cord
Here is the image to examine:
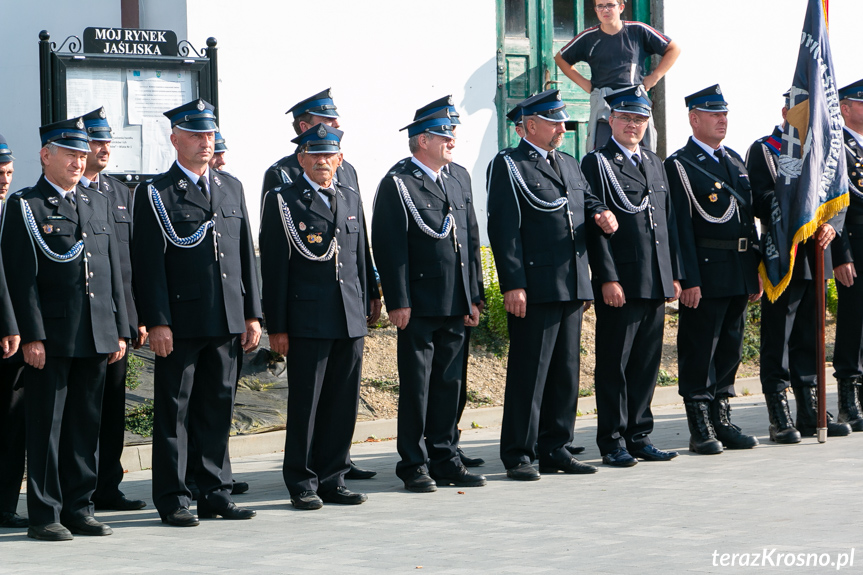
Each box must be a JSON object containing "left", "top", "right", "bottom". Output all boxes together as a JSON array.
[
  {"left": 20, "top": 198, "right": 91, "bottom": 294},
  {"left": 597, "top": 153, "right": 651, "bottom": 214},
  {"left": 844, "top": 143, "right": 863, "bottom": 200},
  {"left": 503, "top": 154, "right": 574, "bottom": 238},
  {"left": 673, "top": 159, "right": 737, "bottom": 224},
  {"left": 761, "top": 143, "right": 779, "bottom": 183},
  {"left": 392, "top": 175, "right": 458, "bottom": 252},
  {"left": 147, "top": 184, "right": 219, "bottom": 261},
  {"left": 277, "top": 194, "right": 340, "bottom": 280}
]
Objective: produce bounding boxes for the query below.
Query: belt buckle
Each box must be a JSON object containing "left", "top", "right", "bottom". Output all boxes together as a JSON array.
[{"left": 738, "top": 238, "right": 748, "bottom": 252}]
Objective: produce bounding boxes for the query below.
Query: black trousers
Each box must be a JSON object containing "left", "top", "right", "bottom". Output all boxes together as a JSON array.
[
  {"left": 282, "top": 336, "right": 363, "bottom": 497},
  {"left": 0, "top": 361, "right": 25, "bottom": 514},
  {"left": 454, "top": 326, "right": 472, "bottom": 444},
  {"left": 834, "top": 232, "right": 863, "bottom": 379},
  {"left": 594, "top": 298, "right": 664, "bottom": 455},
  {"left": 677, "top": 295, "right": 749, "bottom": 401},
  {"left": 760, "top": 279, "right": 818, "bottom": 393},
  {"left": 93, "top": 352, "right": 128, "bottom": 503},
  {"left": 395, "top": 315, "right": 465, "bottom": 480},
  {"left": 25, "top": 355, "right": 107, "bottom": 525},
  {"left": 151, "top": 336, "right": 237, "bottom": 516},
  {"left": 500, "top": 301, "right": 583, "bottom": 469}
]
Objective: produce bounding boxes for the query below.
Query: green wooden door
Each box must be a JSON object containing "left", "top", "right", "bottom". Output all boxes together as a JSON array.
[{"left": 496, "top": 0, "right": 651, "bottom": 160}]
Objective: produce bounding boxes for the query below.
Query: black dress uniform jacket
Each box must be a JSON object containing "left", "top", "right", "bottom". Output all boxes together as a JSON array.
[
  {"left": 2, "top": 176, "right": 129, "bottom": 354},
  {"left": 582, "top": 139, "right": 683, "bottom": 298},
  {"left": 132, "top": 163, "right": 261, "bottom": 336},
  {"left": 665, "top": 138, "right": 760, "bottom": 297},
  {"left": 259, "top": 178, "right": 378, "bottom": 339},
  {"left": 372, "top": 159, "right": 478, "bottom": 316},
  {"left": 261, "top": 152, "right": 360, "bottom": 206},
  {"left": 487, "top": 139, "right": 607, "bottom": 303},
  {"left": 831, "top": 129, "right": 863, "bottom": 267}
]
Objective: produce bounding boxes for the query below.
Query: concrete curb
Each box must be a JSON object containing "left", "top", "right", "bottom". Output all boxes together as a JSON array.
[{"left": 118, "top": 375, "right": 837, "bottom": 473}]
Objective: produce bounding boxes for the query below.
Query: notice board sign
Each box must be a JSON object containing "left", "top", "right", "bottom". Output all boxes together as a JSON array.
[{"left": 38, "top": 29, "right": 219, "bottom": 186}]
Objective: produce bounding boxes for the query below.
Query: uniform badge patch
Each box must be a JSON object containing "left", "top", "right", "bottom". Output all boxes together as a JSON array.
[
  {"left": 614, "top": 153, "right": 623, "bottom": 162},
  {"left": 117, "top": 205, "right": 127, "bottom": 210},
  {"left": 42, "top": 224, "right": 53, "bottom": 234},
  {"left": 859, "top": 179, "right": 863, "bottom": 188},
  {"left": 178, "top": 179, "right": 188, "bottom": 189},
  {"left": 317, "top": 125, "right": 327, "bottom": 138},
  {"left": 709, "top": 193, "right": 718, "bottom": 203},
  {"left": 307, "top": 233, "right": 323, "bottom": 244},
  {"left": 214, "top": 175, "right": 222, "bottom": 186},
  {"left": 347, "top": 215, "right": 356, "bottom": 221},
  {"left": 298, "top": 221, "right": 307, "bottom": 231},
  {"left": 714, "top": 182, "right": 722, "bottom": 189}
]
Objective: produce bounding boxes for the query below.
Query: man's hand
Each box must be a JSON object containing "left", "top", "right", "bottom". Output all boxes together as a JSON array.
[
  {"left": 108, "top": 339, "right": 127, "bottom": 364},
  {"left": 464, "top": 304, "right": 480, "bottom": 327},
  {"left": 149, "top": 325, "right": 174, "bottom": 358},
  {"left": 583, "top": 301, "right": 592, "bottom": 312},
  {"left": 667, "top": 280, "right": 682, "bottom": 303},
  {"left": 816, "top": 223, "right": 836, "bottom": 250},
  {"left": 504, "top": 289, "right": 527, "bottom": 318},
  {"left": 389, "top": 307, "right": 412, "bottom": 330},
  {"left": 133, "top": 325, "right": 149, "bottom": 350},
  {"left": 241, "top": 319, "right": 262, "bottom": 352},
  {"left": 749, "top": 275, "right": 764, "bottom": 303},
  {"left": 1, "top": 334, "right": 20, "bottom": 359},
  {"left": 594, "top": 210, "right": 618, "bottom": 234},
  {"left": 834, "top": 262, "right": 857, "bottom": 288},
  {"left": 680, "top": 286, "right": 701, "bottom": 309},
  {"left": 367, "top": 298, "right": 382, "bottom": 327},
  {"left": 23, "top": 341, "right": 46, "bottom": 370},
  {"left": 601, "top": 282, "right": 625, "bottom": 307},
  {"left": 269, "top": 333, "right": 289, "bottom": 356}
]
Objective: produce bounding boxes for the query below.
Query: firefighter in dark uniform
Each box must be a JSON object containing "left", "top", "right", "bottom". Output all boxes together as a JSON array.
[
  {"left": 0, "top": 133, "right": 24, "bottom": 529},
  {"left": 582, "top": 86, "right": 683, "bottom": 467},
  {"left": 664, "top": 86, "right": 761, "bottom": 455},
  {"left": 261, "top": 90, "right": 377, "bottom": 480},
  {"left": 488, "top": 90, "right": 617, "bottom": 481},
  {"left": 77, "top": 107, "right": 148, "bottom": 511},
  {"left": 829, "top": 79, "right": 863, "bottom": 431},
  {"left": 132, "top": 99, "right": 262, "bottom": 527},
  {"left": 372, "top": 108, "right": 485, "bottom": 492},
  {"left": 746, "top": 92, "right": 851, "bottom": 442},
  {"left": 260, "top": 124, "right": 380, "bottom": 510},
  {"left": 1, "top": 118, "right": 129, "bottom": 541}
]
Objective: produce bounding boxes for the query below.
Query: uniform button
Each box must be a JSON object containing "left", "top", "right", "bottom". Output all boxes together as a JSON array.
[
  {"left": 222, "top": 273, "right": 227, "bottom": 278},
  {"left": 220, "top": 252, "right": 224, "bottom": 258},
  {"left": 89, "top": 272, "right": 94, "bottom": 278},
  {"left": 185, "top": 214, "right": 190, "bottom": 218},
  {"left": 529, "top": 261, "right": 534, "bottom": 266},
  {"left": 177, "top": 295, "right": 181, "bottom": 299},
  {"left": 461, "top": 263, "right": 464, "bottom": 267},
  {"left": 336, "top": 228, "right": 340, "bottom": 233},
  {"left": 655, "top": 241, "right": 659, "bottom": 245},
  {"left": 458, "top": 244, "right": 462, "bottom": 248},
  {"left": 82, "top": 232, "right": 88, "bottom": 238},
  {"left": 86, "top": 252, "right": 92, "bottom": 257},
  {"left": 218, "top": 232, "right": 222, "bottom": 237},
  {"left": 232, "top": 209, "right": 236, "bottom": 214},
  {"left": 338, "top": 262, "right": 343, "bottom": 268},
  {"left": 427, "top": 203, "right": 431, "bottom": 207},
  {"left": 339, "top": 279, "right": 344, "bottom": 284},
  {"left": 419, "top": 273, "right": 424, "bottom": 278},
  {"left": 102, "top": 226, "right": 106, "bottom": 231},
  {"left": 89, "top": 293, "right": 95, "bottom": 298}
]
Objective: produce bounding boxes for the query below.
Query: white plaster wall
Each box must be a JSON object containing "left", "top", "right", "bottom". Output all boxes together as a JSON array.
[
  {"left": 181, "top": 0, "right": 499, "bottom": 239},
  {"left": 0, "top": 1, "right": 121, "bottom": 187},
  {"left": 664, "top": 0, "right": 861, "bottom": 158}
]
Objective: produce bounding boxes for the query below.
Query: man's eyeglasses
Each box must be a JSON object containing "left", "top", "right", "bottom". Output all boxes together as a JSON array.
[
  {"left": 595, "top": 3, "right": 620, "bottom": 11},
  {"left": 612, "top": 114, "right": 648, "bottom": 126}
]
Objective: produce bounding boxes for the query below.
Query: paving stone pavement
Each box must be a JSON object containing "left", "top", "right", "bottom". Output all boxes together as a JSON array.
[{"left": 1, "top": 392, "right": 861, "bottom": 574}]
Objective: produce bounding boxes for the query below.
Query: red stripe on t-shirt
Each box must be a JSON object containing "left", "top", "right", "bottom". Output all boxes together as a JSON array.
[
  {"left": 623, "top": 21, "right": 670, "bottom": 43},
  {"left": 560, "top": 25, "right": 600, "bottom": 53}
]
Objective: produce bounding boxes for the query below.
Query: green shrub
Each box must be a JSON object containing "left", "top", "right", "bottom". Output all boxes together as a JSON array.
[
  {"left": 125, "top": 352, "right": 145, "bottom": 390},
  {"left": 826, "top": 279, "right": 838, "bottom": 318},
  {"left": 657, "top": 369, "right": 678, "bottom": 387},
  {"left": 742, "top": 302, "right": 761, "bottom": 362},
  {"left": 125, "top": 400, "right": 154, "bottom": 437},
  {"left": 473, "top": 247, "right": 509, "bottom": 355}
]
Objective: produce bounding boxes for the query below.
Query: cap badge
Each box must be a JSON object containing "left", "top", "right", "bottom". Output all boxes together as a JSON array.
[
  {"left": 99, "top": 108, "right": 107, "bottom": 118},
  {"left": 716, "top": 86, "right": 722, "bottom": 94},
  {"left": 556, "top": 92, "right": 562, "bottom": 101},
  {"left": 326, "top": 89, "right": 333, "bottom": 98},
  {"left": 446, "top": 96, "right": 454, "bottom": 105},
  {"left": 196, "top": 100, "right": 206, "bottom": 111},
  {"left": 317, "top": 125, "right": 327, "bottom": 138},
  {"left": 76, "top": 118, "right": 84, "bottom": 129}
]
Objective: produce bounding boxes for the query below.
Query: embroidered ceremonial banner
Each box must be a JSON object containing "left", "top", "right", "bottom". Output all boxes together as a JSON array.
[{"left": 759, "top": 0, "right": 847, "bottom": 301}]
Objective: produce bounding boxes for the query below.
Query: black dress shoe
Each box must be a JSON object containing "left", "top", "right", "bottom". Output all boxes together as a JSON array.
[
  {"left": 62, "top": 515, "right": 113, "bottom": 536},
  {"left": 631, "top": 444, "right": 678, "bottom": 461},
  {"left": 160, "top": 507, "right": 200, "bottom": 527},
  {"left": 231, "top": 480, "right": 250, "bottom": 495},
  {"left": 291, "top": 490, "right": 324, "bottom": 510},
  {"left": 506, "top": 462, "right": 541, "bottom": 481},
  {"left": 93, "top": 495, "right": 147, "bottom": 511},
  {"left": 566, "top": 445, "right": 586, "bottom": 455},
  {"left": 457, "top": 448, "right": 485, "bottom": 467},
  {"left": 0, "top": 511, "right": 28, "bottom": 528},
  {"left": 320, "top": 486, "right": 368, "bottom": 505},
  {"left": 602, "top": 448, "right": 638, "bottom": 467},
  {"left": 27, "top": 522, "right": 73, "bottom": 541},
  {"left": 197, "top": 500, "right": 256, "bottom": 520},
  {"left": 403, "top": 469, "right": 437, "bottom": 493},
  {"left": 539, "top": 456, "right": 598, "bottom": 474},
  {"left": 431, "top": 466, "right": 487, "bottom": 487},
  {"left": 345, "top": 461, "right": 377, "bottom": 480}
]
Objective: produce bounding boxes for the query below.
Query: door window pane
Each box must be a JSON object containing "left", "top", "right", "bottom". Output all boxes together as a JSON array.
[
  {"left": 583, "top": 0, "right": 634, "bottom": 30},
  {"left": 505, "top": 0, "right": 528, "bottom": 37},
  {"left": 553, "top": 0, "right": 575, "bottom": 40}
]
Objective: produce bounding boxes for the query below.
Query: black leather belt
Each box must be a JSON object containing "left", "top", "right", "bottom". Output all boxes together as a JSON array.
[{"left": 696, "top": 237, "right": 750, "bottom": 252}]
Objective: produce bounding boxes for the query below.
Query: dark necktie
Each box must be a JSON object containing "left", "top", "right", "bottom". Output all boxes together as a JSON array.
[
  {"left": 633, "top": 154, "right": 646, "bottom": 177},
  {"left": 66, "top": 190, "right": 76, "bottom": 206},
  {"left": 320, "top": 187, "right": 337, "bottom": 215},
  {"left": 436, "top": 174, "right": 446, "bottom": 194},
  {"left": 714, "top": 148, "right": 731, "bottom": 180},
  {"left": 548, "top": 150, "right": 563, "bottom": 179},
  {"left": 88, "top": 180, "right": 99, "bottom": 191},
  {"left": 197, "top": 176, "right": 209, "bottom": 200}
]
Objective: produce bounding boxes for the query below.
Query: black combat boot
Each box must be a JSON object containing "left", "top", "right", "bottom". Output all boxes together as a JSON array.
[
  {"left": 836, "top": 378, "right": 863, "bottom": 432},
  {"left": 764, "top": 390, "right": 801, "bottom": 444},
  {"left": 792, "top": 386, "right": 852, "bottom": 437},
  {"left": 709, "top": 397, "right": 759, "bottom": 449},
  {"left": 684, "top": 401, "right": 723, "bottom": 454}
]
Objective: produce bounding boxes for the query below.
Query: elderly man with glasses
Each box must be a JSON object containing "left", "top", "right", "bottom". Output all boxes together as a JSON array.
[{"left": 554, "top": 0, "right": 680, "bottom": 152}]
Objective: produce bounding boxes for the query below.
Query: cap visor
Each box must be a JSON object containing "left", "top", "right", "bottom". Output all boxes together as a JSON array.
[
  {"left": 694, "top": 105, "right": 729, "bottom": 112},
  {"left": 612, "top": 105, "right": 650, "bottom": 116},
  {"left": 427, "top": 130, "right": 455, "bottom": 139},
  {"left": 0, "top": 154, "right": 14, "bottom": 163},
  {"left": 537, "top": 109, "right": 570, "bottom": 122},
  {"left": 303, "top": 144, "right": 341, "bottom": 154},
  {"left": 176, "top": 120, "right": 219, "bottom": 133},
  {"left": 306, "top": 110, "right": 339, "bottom": 119},
  {"left": 52, "top": 140, "right": 91, "bottom": 153}
]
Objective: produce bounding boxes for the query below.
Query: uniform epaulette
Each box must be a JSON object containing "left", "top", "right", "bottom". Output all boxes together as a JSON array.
[
  {"left": 336, "top": 181, "right": 359, "bottom": 195},
  {"left": 215, "top": 169, "right": 239, "bottom": 183}
]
